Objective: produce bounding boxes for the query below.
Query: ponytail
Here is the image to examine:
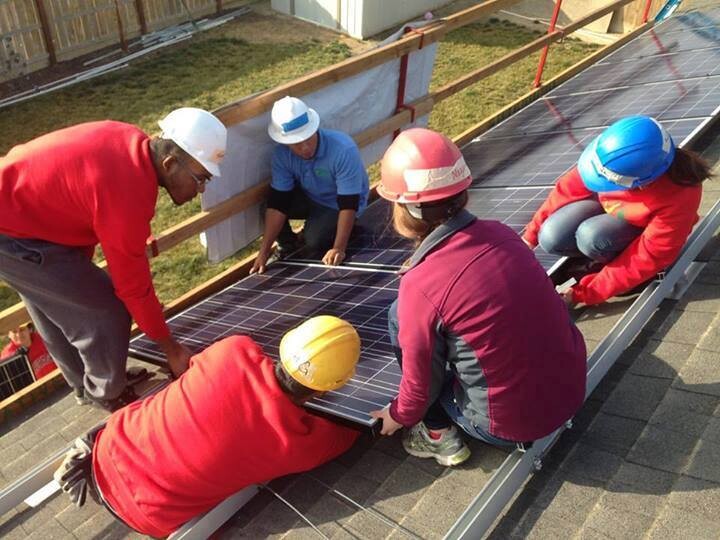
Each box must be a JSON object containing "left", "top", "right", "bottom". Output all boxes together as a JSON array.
[{"left": 666, "top": 147, "right": 713, "bottom": 186}]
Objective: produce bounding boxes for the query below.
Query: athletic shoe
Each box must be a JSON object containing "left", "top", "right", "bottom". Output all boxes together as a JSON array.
[
  {"left": 402, "top": 423, "right": 471, "bottom": 466},
  {"left": 87, "top": 385, "right": 139, "bottom": 413},
  {"left": 73, "top": 387, "right": 91, "bottom": 406}
]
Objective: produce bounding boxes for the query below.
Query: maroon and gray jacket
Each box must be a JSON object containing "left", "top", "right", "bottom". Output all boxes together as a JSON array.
[{"left": 388, "top": 210, "right": 587, "bottom": 442}]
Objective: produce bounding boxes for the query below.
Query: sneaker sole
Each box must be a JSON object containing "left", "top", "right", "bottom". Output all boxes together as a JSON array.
[{"left": 404, "top": 445, "right": 472, "bottom": 467}]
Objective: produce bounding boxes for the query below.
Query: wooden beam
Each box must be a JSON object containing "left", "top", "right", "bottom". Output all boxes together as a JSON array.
[
  {"left": 134, "top": 0, "right": 148, "bottom": 34},
  {"left": 215, "top": 0, "right": 523, "bottom": 125},
  {"left": 33, "top": 0, "right": 56, "bottom": 65},
  {"left": 146, "top": 183, "right": 270, "bottom": 258}
]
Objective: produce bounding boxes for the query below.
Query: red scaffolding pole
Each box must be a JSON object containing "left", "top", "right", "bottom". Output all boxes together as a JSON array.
[
  {"left": 532, "top": 0, "right": 563, "bottom": 88},
  {"left": 642, "top": 0, "right": 653, "bottom": 23}
]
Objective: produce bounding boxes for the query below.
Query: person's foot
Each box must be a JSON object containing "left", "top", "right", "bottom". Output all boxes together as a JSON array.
[
  {"left": 73, "top": 387, "right": 91, "bottom": 406},
  {"left": 87, "top": 385, "right": 139, "bottom": 413},
  {"left": 126, "top": 366, "right": 149, "bottom": 386},
  {"left": 402, "top": 423, "right": 471, "bottom": 466}
]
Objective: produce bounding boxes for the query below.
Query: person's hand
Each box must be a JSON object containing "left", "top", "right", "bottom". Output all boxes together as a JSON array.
[
  {"left": 370, "top": 405, "right": 403, "bottom": 436},
  {"left": 250, "top": 249, "right": 271, "bottom": 275},
  {"left": 560, "top": 288, "right": 576, "bottom": 307},
  {"left": 159, "top": 338, "right": 192, "bottom": 378},
  {"left": 322, "top": 248, "right": 346, "bottom": 266}
]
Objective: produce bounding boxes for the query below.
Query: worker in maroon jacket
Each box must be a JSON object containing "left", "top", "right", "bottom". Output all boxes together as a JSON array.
[
  {"left": 0, "top": 108, "right": 227, "bottom": 410},
  {"left": 53, "top": 316, "right": 361, "bottom": 538},
  {"left": 523, "top": 115, "right": 712, "bottom": 306},
  {"left": 370, "top": 128, "right": 587, "bottom": 466}
]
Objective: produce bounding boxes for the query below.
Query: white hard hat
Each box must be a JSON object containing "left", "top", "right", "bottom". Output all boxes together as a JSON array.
[
  {"left": 268, "top": 96, "right": 320, "bottom": 144},
  {"left": 158, "top": 107, "right": 227, "bottom": 177}
]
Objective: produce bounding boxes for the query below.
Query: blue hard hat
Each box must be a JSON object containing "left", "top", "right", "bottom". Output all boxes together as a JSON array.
[{"left": 577, "top": 116, "right": 676, "bottom": 193}]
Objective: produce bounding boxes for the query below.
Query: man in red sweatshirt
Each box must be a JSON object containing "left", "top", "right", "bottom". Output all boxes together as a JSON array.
[
  {"left": 0, "top": 108, "right": 227, "bottom": 410},
  {"left": 53, "top": 316, "right": 361, "bottom": 537}
]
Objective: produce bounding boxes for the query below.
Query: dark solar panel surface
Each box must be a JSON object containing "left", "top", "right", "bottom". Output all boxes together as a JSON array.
[
  {"left": 486, "top": 76, "right": 720, "bottom": 137},
  {"left": 659, "top": 9, "right": 720, "bottom": 33},
  {"left": 600, "top": 28, "right": 720, "bottom": 63},
  {"left": 130, "top": 264, "right": 400, "bottom": 426},
  {"left": 554, "top": 48, "right": 720, "bottom": 95},
  {"left": 0, "top": 353, "right": 35, "bottom": 401}
]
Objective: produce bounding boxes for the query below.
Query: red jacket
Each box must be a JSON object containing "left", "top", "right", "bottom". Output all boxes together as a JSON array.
[
  {"left": 0, "top": 122, "right": 168, "bottom": 340},
  {"left": 1, "top": 334, "right": 57, "bottom": 379},
  {"left": 523, "top": 167, "right": 702, "bottom": 305},
  {"left": 391, "top": 211, "right": 586, "bottom": 442},
  {"left": 93, "top": 336, "right": 359, "bottom": 537}
]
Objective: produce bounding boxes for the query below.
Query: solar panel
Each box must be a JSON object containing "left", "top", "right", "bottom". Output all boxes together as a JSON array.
[
  {"left": 467, "top": 119, "right": 704, "bottom": 188},
  {"left": 554, "top": 48, "right": 720, "bottom": 95},
  {"left": 658, "top": 8, "right": 720, "bottom": 35},
  {"left": 487, "top": 76, "right": 720, "bottom": 137},
  {"left": 599, "top": 28, "right": 720, "bottom": 64},
  {"left": 130, "top": 263, "right": 400, "bottom": 426},
  {"left": 0, "top": 352, "right": 35, "bottom": 401}
]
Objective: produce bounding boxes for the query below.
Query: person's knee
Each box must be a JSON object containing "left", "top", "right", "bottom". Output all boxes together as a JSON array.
[
  {"left": 575, "top": 220, "right": 612, "bottom": 262},
  {"left": 303, "top": 223, "right": 335, "bottom": 251},
  {"left": 538, "top": 221, "right": 569, "bottom": 254}
]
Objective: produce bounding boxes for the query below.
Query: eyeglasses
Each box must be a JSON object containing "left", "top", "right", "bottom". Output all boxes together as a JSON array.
[{"left": 179, "top": 159, "right": 211, "bottom": 189}]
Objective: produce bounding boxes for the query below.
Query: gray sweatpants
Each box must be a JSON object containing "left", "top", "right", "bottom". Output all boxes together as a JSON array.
[{"left": 0, "top": 234, "right": 131, "bottom": 400}]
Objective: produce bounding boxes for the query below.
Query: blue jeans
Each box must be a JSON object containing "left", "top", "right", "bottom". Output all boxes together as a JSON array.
[
  {"left": 538, "top": 199, "right": 643, "bottom": 263},
  {"left": 387, "top": 300, "right": 516, "bottom": 449},
  {"left": 278, "top": 188, "right": 340, "bottom": 252}
]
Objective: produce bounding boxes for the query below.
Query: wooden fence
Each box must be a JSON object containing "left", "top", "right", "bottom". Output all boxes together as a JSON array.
[{"left": 0, "top": 0, "right": 245, "bottom": 83}]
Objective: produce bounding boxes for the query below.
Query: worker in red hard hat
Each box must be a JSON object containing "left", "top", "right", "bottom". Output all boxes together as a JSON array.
[
  {"left": 0, "top": 107, "right": 227, "bottom": 411},
  {"left": 53, "top": 316, "right": 361, "bottom": 538},
  {"left": 523, "top": 115, "right": 713, "bottom": 306},
  {"left": 370, "top": 128, "right": 586, "bottom": 466}
]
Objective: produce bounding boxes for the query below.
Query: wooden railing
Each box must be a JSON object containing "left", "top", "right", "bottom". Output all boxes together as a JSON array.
[{"left": 0, "top": 0, "right": 656, "bottom": 335}]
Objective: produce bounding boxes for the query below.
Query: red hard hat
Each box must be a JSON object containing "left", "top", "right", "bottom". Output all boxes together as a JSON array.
[{"left": 378, "top": 128, "right": 472, "bottom": 204}]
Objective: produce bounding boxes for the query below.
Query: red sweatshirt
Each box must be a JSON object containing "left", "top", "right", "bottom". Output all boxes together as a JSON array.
[
  {"left": 1, "top": 334, "right": 57, "bottom": 379},
  {"left": 523, "top": 167, "right": 702, "bottom": 305},
  {"left": 93, "top": 335, "right": 359, "bottom": 537},
  {"left": 0, "top": 122, "right": 169, "bottom": 340}
]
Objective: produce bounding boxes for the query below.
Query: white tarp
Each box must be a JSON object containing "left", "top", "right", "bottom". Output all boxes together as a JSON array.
[{"left": 203, "top": 22, "right": 438, "bottom": 263}]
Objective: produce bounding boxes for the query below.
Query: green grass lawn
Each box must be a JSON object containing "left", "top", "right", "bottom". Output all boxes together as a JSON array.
[{"left": 0, "top": 16, "right": 597, "bottom": 314}]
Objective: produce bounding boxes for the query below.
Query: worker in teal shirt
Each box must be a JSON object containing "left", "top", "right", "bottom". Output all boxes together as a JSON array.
[{"left": 251, "top": 96, "right": 369, "bottom": 274}]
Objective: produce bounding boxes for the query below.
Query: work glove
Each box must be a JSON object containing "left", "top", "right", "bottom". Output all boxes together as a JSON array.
[{"left": 53, "top": 434, "right": 99, "bottom": 507}]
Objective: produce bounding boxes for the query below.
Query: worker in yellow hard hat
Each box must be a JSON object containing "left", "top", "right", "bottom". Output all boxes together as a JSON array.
[{"left": 53, "top": 316, "right": 361, "bottom": 538}]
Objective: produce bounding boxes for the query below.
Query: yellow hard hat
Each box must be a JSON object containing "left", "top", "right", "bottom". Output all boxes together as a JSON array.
[{"left": 280, "top": 315, "right": 360, "bottom": 392}]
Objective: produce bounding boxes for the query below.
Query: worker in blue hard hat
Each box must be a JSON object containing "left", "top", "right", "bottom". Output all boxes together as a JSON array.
[
  {"left": 251, "top": 96, "right": 370, "bottom": 274},
  {"left": 523, "top": 115, "right": 712, "bottom": 306}
]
